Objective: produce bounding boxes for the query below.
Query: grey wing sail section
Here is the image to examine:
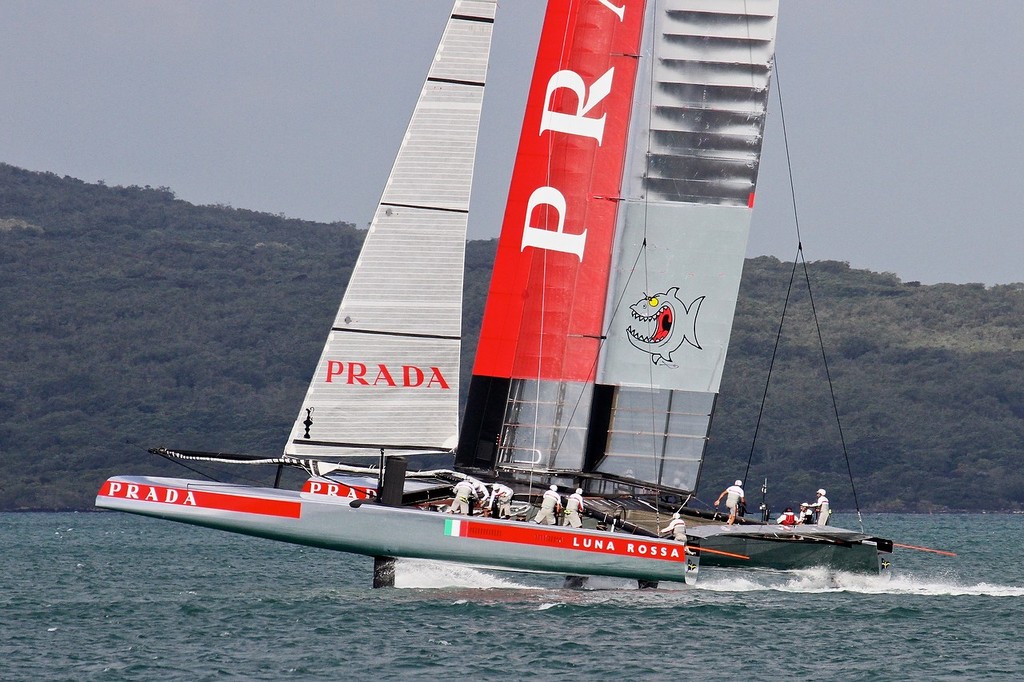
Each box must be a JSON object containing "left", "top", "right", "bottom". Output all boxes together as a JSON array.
[
  {"left": 286, "top": 1, "right": 497, "bottom": 459},
  {"left": 594, "top": 0, "right": 779, "bottom": 492}
]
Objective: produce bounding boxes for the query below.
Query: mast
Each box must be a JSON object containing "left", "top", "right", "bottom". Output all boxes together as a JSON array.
[
  {"left": 458, "top": 0, "right": 647, "bottom": 482},
  {"left": 459, "top": 0, "right": 778, "bottom": 498}
]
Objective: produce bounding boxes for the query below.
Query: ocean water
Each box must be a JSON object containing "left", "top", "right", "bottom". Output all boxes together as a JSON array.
[{"left": 3, "top": 512, "right": 1022, "bottom": 681}]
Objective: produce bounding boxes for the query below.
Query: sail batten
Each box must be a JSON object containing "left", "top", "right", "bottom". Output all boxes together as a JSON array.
[{"left": 287, "top": 0, "right": 496, "bottom": 460}]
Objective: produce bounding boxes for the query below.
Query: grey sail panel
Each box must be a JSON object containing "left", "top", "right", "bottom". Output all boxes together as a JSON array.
[
  {"left": 494, "top": 378, "right": 591, "bottom": 475},
  {"left": 286, "top": 1, "right": 496, "bottom": 459},
  {"left": 593, "top": 0, "right": 778, "bottom": 492}
]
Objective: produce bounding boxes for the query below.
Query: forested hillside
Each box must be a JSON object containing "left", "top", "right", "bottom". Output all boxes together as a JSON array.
[{"left": 1, "top": 164, "right": 1022, "bottom": 512}]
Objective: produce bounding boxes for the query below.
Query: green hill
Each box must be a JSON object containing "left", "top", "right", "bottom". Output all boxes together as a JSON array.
[{"left": 1, "top": 163, "right": 1022, "bottom": 512}]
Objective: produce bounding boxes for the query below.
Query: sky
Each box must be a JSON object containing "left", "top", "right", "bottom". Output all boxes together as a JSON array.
[{"left": 2, "top": 1, "right": 1022, "bottom": 286}]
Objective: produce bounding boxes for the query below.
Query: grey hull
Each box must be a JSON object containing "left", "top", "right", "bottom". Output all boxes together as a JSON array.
[
  {"left": 97, "top": 476, "right": 698, "bottom": 585},
  {"left": 687, "top": 524, "right": 892, "bottom": 574}
]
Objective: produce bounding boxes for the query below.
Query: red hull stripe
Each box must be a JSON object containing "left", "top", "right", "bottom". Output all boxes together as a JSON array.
[
  {"left": 447, "top": 518, "right": 687, "bottom": 564},
  {"left": 99, "top": 480, "right": 302, "bottom": 519}
]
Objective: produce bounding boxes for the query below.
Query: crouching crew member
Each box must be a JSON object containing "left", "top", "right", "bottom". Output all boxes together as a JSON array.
[
  {"left": 661, "top": 513, "right": 688, "bottom": 545},
  {"left": 489, "top": 483, "right": 514, "bottom": 519},
  {"left": 449, "top": 479, "right": 475, "bottom": 515}
]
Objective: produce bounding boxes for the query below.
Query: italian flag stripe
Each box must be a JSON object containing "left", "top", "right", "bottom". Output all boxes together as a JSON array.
[{"left": 444, "top": 518, "right": 466, "bottom": 537}]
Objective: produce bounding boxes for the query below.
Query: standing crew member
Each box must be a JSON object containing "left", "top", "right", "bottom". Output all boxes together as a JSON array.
[
  {"left": 809, "top": 489, "right": 830, "bottom": 526},
  {"left": 488, "top": 482, "right": 514, "bottom": 519},
  {"left": 449, "top": 479, "right": 475, "bottom": 515},
  {"left": 661, "top": 513, "right": 688, "bottom": 544},
  {"left": 534, "top": 485, "right": 562, "bottom": 525},
  {"left": 563, "top": 488, "right": 585, "bottom": 528},
  {"left": 714, "top": 480, "right": 746, "bottom": 525}
]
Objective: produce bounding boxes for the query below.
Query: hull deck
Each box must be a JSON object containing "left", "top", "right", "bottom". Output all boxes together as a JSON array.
[
  {"left": 96, "top": 476, "right": 698, "bottom": 585},
  {"left": 686, "top": 524, "right": 891, "bottom": 574}
]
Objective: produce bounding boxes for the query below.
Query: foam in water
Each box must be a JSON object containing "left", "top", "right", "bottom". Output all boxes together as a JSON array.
[
  {"left": 696, "top": 566, "right": 1024, "bottom": 597},
  {"left": 393, "top": 559, "right": 539, "bottom": 590}
]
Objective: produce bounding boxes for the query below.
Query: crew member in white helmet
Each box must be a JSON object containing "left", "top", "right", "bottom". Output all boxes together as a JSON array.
[
  {"left": 562, "top": 488, "right": 585, "bottom": 528},
  {"left": 488, "top": 482, "right": 514, "bottom": 519},
  {"left": 661, "top": 512, "right": 688, "bottom": 544},
  {"left": 534, "top": 485, "right": 562, "bottom": 525},
  {"left": 714, "top": 479, "right": 746, "bottom": 525},
  {"left": 466, "top": 477, "right": 488, "bottom": 516},
  {"left": 449, "top": 479, "right": 476, "bottom": 515},
  {"left": 809, "top": 488, "right": 830, "bottom": 526}
]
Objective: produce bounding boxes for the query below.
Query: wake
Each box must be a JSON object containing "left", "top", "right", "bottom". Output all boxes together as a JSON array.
[
  {"left": 697, "top": 566, "right": 1024, "bottom": 597},
  {"left": 393, "top": 558, "right": 541, "bottom": 590}
]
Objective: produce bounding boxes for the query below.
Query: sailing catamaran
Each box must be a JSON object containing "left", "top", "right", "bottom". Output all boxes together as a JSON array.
[{"left": 97, "top": 0, "right": 892, "bottom": 584}]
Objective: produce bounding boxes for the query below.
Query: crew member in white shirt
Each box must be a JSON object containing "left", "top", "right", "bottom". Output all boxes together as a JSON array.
[
  {"left": 488, "top": 482, "right": 514, "bottom": 519},
  {"left": 562, "top": 488, "right": 585, "bottom": 528},
  {"left": 714, "top": 479, "right": 745, "bottom": 525},
  {"left": 809, "top": 488, "right": 830, "bottom": 526},
  {"left": 534, "top": 485, "right": 562, "bottom": 525},
  {"left": 449, "top": 479, "right": 475, "bottom": 515}
]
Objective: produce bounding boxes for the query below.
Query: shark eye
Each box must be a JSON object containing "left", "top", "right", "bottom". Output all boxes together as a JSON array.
[{"left": 648, "top": 297, "right": 659, "bottom": 307}]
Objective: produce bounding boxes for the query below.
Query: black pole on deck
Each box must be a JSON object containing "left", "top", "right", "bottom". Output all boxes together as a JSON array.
[{"left": 371, "top": 456, "right": 407, "bottom": 588}]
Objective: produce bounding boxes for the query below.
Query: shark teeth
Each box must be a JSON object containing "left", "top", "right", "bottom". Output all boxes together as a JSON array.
[
  {"left": 630, "top": 304, "right": 669, "bottom": 323},
  {"left": 628, "top": 304, "right": 670, "bottom": 343},
  {"left": 626, "top": 326, "right": 658, "bottom": 344}
]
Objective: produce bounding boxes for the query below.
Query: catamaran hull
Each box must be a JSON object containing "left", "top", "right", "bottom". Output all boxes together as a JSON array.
[
  {"left": 96, "top": 476, "right": 698, "bottom": 585},
  {"left": 689, "top": 526, "right": 891, "bottom": 574}
]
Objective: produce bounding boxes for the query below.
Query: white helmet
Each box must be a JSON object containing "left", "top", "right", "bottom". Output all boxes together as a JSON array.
[
  {"left": 672, "top": 512, "right": 681, "bottom": 519},
  {"left": 549, "top": 485, "right": 558, "bottom": 491},
  {"left": 575, "top": 488, "right": 583, "bottom": 495},
  {"left": 734, "top": 480, "right": 743, "bottom": 486},
  {"left": 817, "top": 488, "right": 826, "bottom": 496}
]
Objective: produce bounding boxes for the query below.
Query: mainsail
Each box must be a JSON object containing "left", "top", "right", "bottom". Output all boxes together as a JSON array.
[
  {"left": 458, "top": 0, "right": 778, "bottom": 496},
  {"left": 285, "top": 1, "right": 497, "bottom": 460}
]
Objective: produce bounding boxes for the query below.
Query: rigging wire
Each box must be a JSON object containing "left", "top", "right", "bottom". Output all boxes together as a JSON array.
[{"left": 744, "top": 60, "right": 865, "bottom": 532}]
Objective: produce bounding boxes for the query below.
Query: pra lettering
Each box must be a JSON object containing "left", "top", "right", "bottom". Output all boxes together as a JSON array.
[
  {"left": 520, "top": 0, "right": 630, "bottom": 262},
  {"left": 105, "top": 481, "right": 197, "bottom": 506},
  {"left": 324, "top": 361, "right": 450, "bottom": 389},
  {"left": 305, "top": 481, "right": 372, "bottom": 500}
]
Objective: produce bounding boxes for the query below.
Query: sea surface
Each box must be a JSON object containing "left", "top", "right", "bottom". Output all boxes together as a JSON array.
[{"left": 3, "top": 511, "right": 1022, "bottom": 681}]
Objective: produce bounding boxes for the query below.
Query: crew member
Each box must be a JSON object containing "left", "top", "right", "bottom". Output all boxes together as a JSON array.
[
  {"left": 714, "top": 479, "right": 746, "bottom": 525},
  {"left": 798, "top": 502, "right": 815, "bottom": 525},
  {"left": 534, "top": 485, "right": 561, "bottom": 525},
  {"left": 809, "top": 488, "right": 830, "bottom": 526},
  {"left": 776, "top": 507, "right": 797, "bottom": 526},
  {"left": 449, "top": 479, "right": 475, "bottom": 515},
  {"left": 489, "top": 482, "right": 514, "bottom": 519},
  {"left": 562, "top": 488, "right": 585, "bottom": 528},
  {"left": 467, "top": 477, "right": 488, "bottom": 516},
  {"left": 661, "top": 512, "right": 687, "bottom": 543}
]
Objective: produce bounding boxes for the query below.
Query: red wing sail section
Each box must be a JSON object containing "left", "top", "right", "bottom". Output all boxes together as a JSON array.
[{"left": 473, "top": 0, "right": 645, "bottom": 383}]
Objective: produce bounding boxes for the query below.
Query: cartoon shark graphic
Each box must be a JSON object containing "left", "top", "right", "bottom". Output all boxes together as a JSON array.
[{"left": 626, "top": 287, "right": 704, "bottom": 367}]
